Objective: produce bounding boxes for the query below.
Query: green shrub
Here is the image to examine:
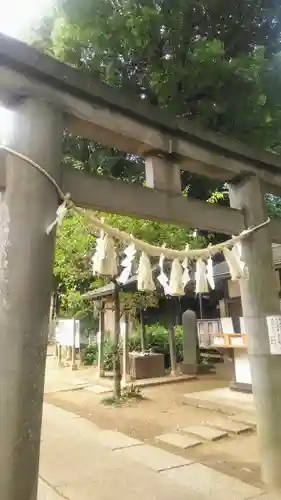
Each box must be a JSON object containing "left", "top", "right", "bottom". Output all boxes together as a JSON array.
[
  {"left": 83, "top": 323, "right": 184, "bottom": 369},
  {"left": 101, "top": 384, "right": 144, "bottom": 406},
  {"left": 103, "top": 339, "right": 115, "bottom": 371},
  {"left": 128, "top": 334, "right": 142, "bottom": 352},
  {"left": 174, "top": 325, "right": 184, "bottom": 363},
  {"left": 83, "top": 343, "right": 98, "bottom": 365},
  {"left": 145, "top": 323, "right": 183, "bottom": 360},
  {"left": 145, "top": 323, "right": 169, "bottom": 349},
  {"left": 83, "top": 338, "right": 115, "bottom": 369},
  {"left": 145, "top": 323, "right": 184, "bottom": 368}
]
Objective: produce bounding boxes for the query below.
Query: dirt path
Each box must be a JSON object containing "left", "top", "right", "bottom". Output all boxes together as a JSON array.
[{"left": 45, "top": 377, "right": 262, "bottom": 488}]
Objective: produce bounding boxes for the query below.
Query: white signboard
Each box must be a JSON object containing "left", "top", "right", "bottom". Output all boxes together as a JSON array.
[
  {"left": 231, "top": 336, "right": 244, "bottom": 346},
  {"left": 221, "top": 317, "right": 235, "bottom": 334},
  {"left": 266, "top": 315, "right": 281, "bottom": 355},
  {"left": 56, "top": 319, "right": 80, "bottom": 348}
]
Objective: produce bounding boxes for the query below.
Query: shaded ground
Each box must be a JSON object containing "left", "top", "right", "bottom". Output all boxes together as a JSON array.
[{"left": 45, "top": 375, "right": 262, "bottom": 488}]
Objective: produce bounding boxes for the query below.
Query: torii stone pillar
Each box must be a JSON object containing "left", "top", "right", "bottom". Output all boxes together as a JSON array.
[
  {"left": 229, "top": 175, "right": 281, "bottom": 488},
  {"left": 0, "top": 99, "right": 63, "bottom": 500}
]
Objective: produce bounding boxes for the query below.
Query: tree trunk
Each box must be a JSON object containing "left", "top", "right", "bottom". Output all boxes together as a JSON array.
[
  {"left": 113, "top": 280, "right": 121, "bottom": 399},
  {"left": 98, "top": 301, "right": 105, "bottom": 377},
  {"left": 168, "top": 297, "right": 177, "bottom": 376},
  {"left": 139, "top": 308, "right": 146, "bottom": 352},
  {"left": 122, "top": 313, "right": 130, "bottom": 385},
  {"left": 168, "top": 325, "right": 177, "bottom": 376}
]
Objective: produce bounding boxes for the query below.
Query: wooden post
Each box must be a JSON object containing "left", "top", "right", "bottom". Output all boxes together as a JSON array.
[
  {"left": 57, "top": 344, "right": 62, "bottom": 367},
  {"left": 112, "top": 280, "right": 121, "bottom": 398},
  {"left": 97, "top": 302, "right": 105, "bottom": 377},
  {"left": 71, "top": 319, "right": 77, "bottom": 371},
  {"left": 229, "top": 175, "right": 281, "bottom": 488},
  {"left": 168, "top": 325, "right": 177, "bottom": 376},
  {"left": 167, "top": 297, "right": 178, "bottom": 376},
  {"left": 198, "top": 294, "right": 204, "bottom": 319},
  {"left": 122, "top": 313, "right": 130, "bottom": 386},
  {"left": 0, "top": 99, "right": 63, "bottom": 500},
  {"left": 139, "top": 308, "right": 146, "bottom": 352}
]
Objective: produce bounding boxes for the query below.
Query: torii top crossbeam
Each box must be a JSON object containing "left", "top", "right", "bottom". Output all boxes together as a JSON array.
[{"left": 1, "top": 33, "right": 281, "bottom": 241}]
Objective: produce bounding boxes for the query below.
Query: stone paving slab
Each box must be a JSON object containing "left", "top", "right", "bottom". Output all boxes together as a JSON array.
[
  {"left": 156, "top": 432, "right": 201, "bottom": 449},
  {"left": 41, "top": 405, "right": 100, "bottom": 443},
  {"left": 38, "top": 479, "right": 63, "bottom": 499},
  {"left": 115, "top": 444, "right": 193, "bottom": 472},
  {"left": 161, "top": 463, "right": 262, "bottom": 500},
  {"left": 231, "top": 413, "right": 257, "bottom": 427},
  {"left": 72, "top": 379, "right": 91, "bottom": 386},
  {"left": 183, "top": 388, "right": 255, "bottom": 414},
  {"left": 183, "top": 425, "right": 228, "bottom": 441},
  {"left": 57, "top": 465, "right": 202, "bottom": 500},
  {"left": 90, "top": 429, "right": 143, "bottom": 450},
  {"left": 85, "top": 384, "right": 112, "bottom": 394},
  {"left": 202, "top": 417, "right": 253, "bottom": 434},
  {"left": 253, "top": 492, "right": 281, "bottom": 499},
  {"left": 42, "top": 403, "right": 80, "bottom": 420}
]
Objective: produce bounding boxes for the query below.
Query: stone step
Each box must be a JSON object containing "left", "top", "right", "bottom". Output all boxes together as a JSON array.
[
  {"left": 38, "top": 479, "right": 62, "bottom": 499},
  {"left": 156, "top": 432, "right": 202, "bottom": 450},
  {"left": 230, "top": 413, "right": 257, "bottom": 427},
  {"left": 85, "top": 384, "right": 112, "bottom": 394},
  {"left": 183, "top": 424, "right": 228, "bottom": 441},
  {"left": 254, "top": 493, "right": 281, "bottom": 500},
  {"left": 202, "top": 417, "right": 253, "bottom": 435},
  {"left": 90, "top": 430, "right": 142, "bottom": 450},
  {"left": 115, "top": 444, "right": 193, "bottom": 472}
]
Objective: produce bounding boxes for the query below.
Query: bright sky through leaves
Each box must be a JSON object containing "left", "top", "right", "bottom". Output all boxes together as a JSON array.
[
  {"left": 0, "top": 0, "right": 54, "bottom": 140},
  {"left": 0, "top": 0, "right": 54, "bottom": 38}
]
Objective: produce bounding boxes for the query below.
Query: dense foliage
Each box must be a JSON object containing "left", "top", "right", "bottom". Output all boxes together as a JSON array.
[
  {"left": 31, "top": 0, "right": 281, "bottom": 201},
  {"left": 32, "top": 0, "right": 281, "bottom": 155}
]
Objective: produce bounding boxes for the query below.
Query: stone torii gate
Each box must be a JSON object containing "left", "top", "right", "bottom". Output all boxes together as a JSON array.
[{"left": 1, "top": 33, "right": 281, "bottom": 497}]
